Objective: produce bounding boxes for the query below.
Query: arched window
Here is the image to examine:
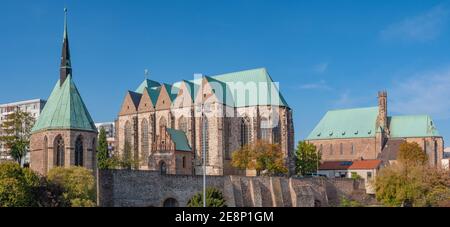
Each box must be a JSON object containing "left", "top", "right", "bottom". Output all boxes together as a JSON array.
[
  {"left": 141, "top": 119, "right": 149, "bottom": 159},
  {"left": 160, "top": 161, "right": 167, "bottom": 175},
  {"left": 54, "top": 135, "right": 65, "bottom": 167},
  {"left": 351, "top": 144, "right": 355, "bottom": 155},
  {"left": 272, "top": 124, "right": 281, "bottom": 145},
  {"left": 75, "top": 135, "right": 83, "bottom": 166},
  {"left": 92, "top": 138, "right": 96, "bottom": 167},
  {"left": 225, "top": 119, "right": 231, "bottom": 160},
  {"left": 43, "top": 136, "right": 48, "bottom": 172},
  {"left": 260, "top": 117, "right": 271, "bottom": 142},
  {"left": 329, "top": 144, "right": 333, "bottom": 155},
  {"left": 163, "top": 198, "right": 178, "bottom": 207},
  {"left": 182, "top": 156, "right": 186, "bottom": 168},
  {"left": 240, "top": 117, "right": 251, "bottom": 147},
  {"left": 178, "top": 116, "right": 188, "bottom": 134},
  {"left": 340, "top": 143, "right": 343, "bottom": 155},
  {"left": 124, "top": 121, "right": 132, "bottom": 146},
  {"left": 201, "top": 118, "right": 209, "bottom": 164},
  {"left": 159, "top": 117, "right": 167, "bottom": 135},
  {"left": 434, "top": 140, "right": 438, "bottom": 165}
]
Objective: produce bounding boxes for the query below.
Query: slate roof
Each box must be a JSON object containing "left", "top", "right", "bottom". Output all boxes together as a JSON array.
[
  {"left": 166, "top": 128, "right": 191, "bottom": 151},
  {"left": 31, "top": 75, "right": 97, "bottom": 133}
]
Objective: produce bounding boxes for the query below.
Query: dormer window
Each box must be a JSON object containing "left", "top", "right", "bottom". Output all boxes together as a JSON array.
[{"left": 355, "top": 130, "right": 358, "bottom": 135}]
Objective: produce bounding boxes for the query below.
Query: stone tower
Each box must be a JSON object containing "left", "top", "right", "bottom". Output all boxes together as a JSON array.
[
  {"left": 376, "top": 91, "right": 388, "bottom": 132},
  {"left": 30, "top": 9, "right": 98, "bottom": 175}
]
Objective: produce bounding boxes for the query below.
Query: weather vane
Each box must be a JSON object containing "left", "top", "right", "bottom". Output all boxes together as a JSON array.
[{"left": 144, "top": 69, "right": 149, "bottom": 79}]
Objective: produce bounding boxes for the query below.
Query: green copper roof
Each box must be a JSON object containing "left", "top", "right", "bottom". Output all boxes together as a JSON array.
[
  {"left": 210, "top": 68, "right": 289, "bottom": 108},
  {"left": 163, "top": 83, "right": 179, "bottom": 102},
  {"left": 389, "top": 115, "right": 440, "bottom": 138},
  {"left": 32, "top": 75, "right": 97, "bottom": 133},
  {"left": 135, "top": 79, "right": 160, "bottom": 93},
  {"left": 167, "top": 128, "right": 191, "bottom": 151},
  {"left": 134, "top": 68, "right": 289, "bottom": 108},
  {"left": 306, "top": 107, "right": 379, "bottom": 140},
  {"left": 145, "top": 86, "right": 161, "bottom": 105}
]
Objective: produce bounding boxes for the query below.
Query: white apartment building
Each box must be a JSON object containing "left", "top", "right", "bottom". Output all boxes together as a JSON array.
[
  {"left": 0, "top": 99, "right": 46, "bottom": 163},
  {"left": 95, "top": 122, "right": 116, "bottom": 154}
]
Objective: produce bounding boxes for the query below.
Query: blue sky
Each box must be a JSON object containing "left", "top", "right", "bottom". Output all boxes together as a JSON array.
[{"left": 1, "top": 0, "right": 450, "bottom": 145}]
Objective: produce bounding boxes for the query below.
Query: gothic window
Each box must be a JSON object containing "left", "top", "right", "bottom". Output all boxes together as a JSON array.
[
  {"left": 240, "top": 117, "right": 251, "bottom": 147},
  {"left": 170, "top": 113, "right": 175, "bottom": 128},
  {"left": 75, "top": 135, "right": 83, "bottom": 166},
  {"left": 54, "top": 135, "right": 65, "bottom": 167},
  {"left": 182, "top": 156, "right": 186, "bottom": 168},
  {"left": 351, "top": 143, "right": 355, "bottom": 155},
  {"left": 329, "top": 144, "right": 333, "bottom": 156},
  {"left": 124, "top": 121, "right": 132, "bottom": 146},
  {"left": 340, "top": 143, "right": 343, "bottom": 155},
  {"left": 201, "top": 118, "right": 210, "bottom": 164},
  {"left": 272, "top": 124, "right": 281, "bottom": 145},
  {"left": 160, "top": 161, "right": 167, "bottom": 175},
  {"left": 261, "top": 117, "right": 271, "bottom": 142},
  {"left": 43, "top": 136, "right": 48, "bottom": 172},
  {"left": 434, "top": 140, "right": 438, "bottom": 165},
  {"left": 159, "top": 117, "right": 167, "bottom": 135},
  {"left": 225, "top": 119, "right": 231, "bottom": 160},
  {"left": 92, "top": 138, "right": 96, "bottom": 167},
  {"left": 178, "top": 116, "right": 188, "bottom": 134},
  {"left": 141, "top": 119, "right": 149, "bottom": 159}
]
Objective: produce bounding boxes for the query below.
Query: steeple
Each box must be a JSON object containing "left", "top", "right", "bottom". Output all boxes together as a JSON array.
[{"left": 60, "top": 8, "right": 72, "bottom": 86}]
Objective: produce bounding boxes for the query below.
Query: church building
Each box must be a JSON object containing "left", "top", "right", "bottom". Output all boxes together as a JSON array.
[
  {"left": 306, "top": 91, "right": 444, "bottom": 167},
  {"left": 30, "top": 9, "right": 98, "bottom": 175},
  {"left": 115, "top": 69, "right": 295, "bottom": 176}
]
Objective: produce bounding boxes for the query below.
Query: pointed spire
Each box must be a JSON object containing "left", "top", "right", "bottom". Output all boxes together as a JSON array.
[{"left": 60, "top": 8, "right": 72, "bottom": 86}]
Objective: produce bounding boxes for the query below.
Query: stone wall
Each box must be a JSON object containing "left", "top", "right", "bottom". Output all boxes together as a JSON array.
[
  {"left": 98, "top": 170, "right": 365, "bottom": 207},
  {"left": 307, "top": 137, "right": 378, "bottom": 161}
]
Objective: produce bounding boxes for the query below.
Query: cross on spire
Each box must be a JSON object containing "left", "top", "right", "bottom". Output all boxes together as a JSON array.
[{"left": 60, "top": 8, "right": 72, "bottom": 86}]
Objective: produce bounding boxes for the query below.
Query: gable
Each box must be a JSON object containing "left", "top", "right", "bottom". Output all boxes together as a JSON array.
[
  {"left": 173, "top": 81, "right": 194, "bottom": 108},
  {"left": 138, "top": 88, "right": 155, "bottom": 113},
  {"left": 194, "top": 77, "right": 220, "bottom": 105},
  {"left": 155, "top": 84, "right": 173, "bottom": 110},
  {"left": 119, "top": 91, "right": 141, "bottom": 116}
]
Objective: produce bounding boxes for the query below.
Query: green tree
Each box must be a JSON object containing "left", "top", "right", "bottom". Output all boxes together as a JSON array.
[
  {"left": 187, "top": 187, "right": 227, "bottom": 207},
  {"left": 397, "top": 142, "right": 428, "bottom": 167},
  {"left": 0, "top": 162, "right": 40, "bottom": 207},
  {"left": 97, "top": 127, "right": 111, "bottom": 170},
  {"left": 0, "top": 109, "right": 35, "bottom": 165},
  {"left": 231, "top": 140, "right": 288, "bottom": 176},
  {"left": 47, "top": 167, "right": 96, "bottom": 207},
  {"left": 375, "top": 142, "right": 450, "bottom": 207},
  {"left": 295, "top": 141, "right": 321, "bottom": 176}
]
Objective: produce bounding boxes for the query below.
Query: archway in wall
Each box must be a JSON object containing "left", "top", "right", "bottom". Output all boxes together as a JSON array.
[{"left": 163, "top": 198, "right": 179, "bottom": 207}]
